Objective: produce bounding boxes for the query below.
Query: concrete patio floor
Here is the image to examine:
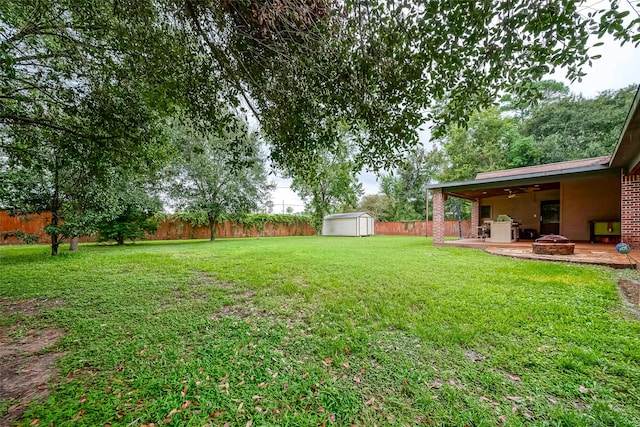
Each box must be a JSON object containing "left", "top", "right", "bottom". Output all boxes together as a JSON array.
[{"left": 440, "top": 239, "right": 638, "bottom": 269}]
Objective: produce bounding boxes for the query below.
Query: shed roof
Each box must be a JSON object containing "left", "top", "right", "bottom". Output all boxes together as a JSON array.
[{"left": 324, "top": 212, "right": 371, "bottom": 220}]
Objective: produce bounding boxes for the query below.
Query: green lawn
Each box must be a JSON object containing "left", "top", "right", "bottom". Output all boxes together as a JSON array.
[{"left": 1, "top": 236, "right": 639, "bottom": 426}]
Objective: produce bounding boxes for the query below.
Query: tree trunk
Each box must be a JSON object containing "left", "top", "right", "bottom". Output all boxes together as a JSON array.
[
  {"left": 51, "top": 234, "right": 59, "bottom": 256},
  {"left": 117, "top": 233, "right": 125, "bottom": 245},
  {"left": 69, "top": 236, "right": 79, "bottom": 251},
  {"left": 50, "top": 160, "right": 60, "bottom": 256},
  {"left": 209, "top": 216, "right": 217, "bottom": 241}
]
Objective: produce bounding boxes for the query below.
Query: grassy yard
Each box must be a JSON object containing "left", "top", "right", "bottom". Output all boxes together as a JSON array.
[{"left": 1, "top": 236, "right": 639, "bottom": 426}]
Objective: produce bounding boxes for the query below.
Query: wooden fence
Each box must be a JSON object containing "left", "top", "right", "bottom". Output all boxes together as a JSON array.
[
  {"left": 375, "top": 220, "right": 472, "bottom": 237},
  {"left": 0, "top": 211, "right": 315, "bottom": 244},
  {"left": 2, "top": 212, "right": 471, "bottom": 245}
]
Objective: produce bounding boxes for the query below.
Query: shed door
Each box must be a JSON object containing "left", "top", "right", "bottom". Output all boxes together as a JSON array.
[
  {"left": 540, "top": 200, "right": 560, "bottom": 235},
  {"left": 359, "top": 217, "right": 368, "bottom": 235}
]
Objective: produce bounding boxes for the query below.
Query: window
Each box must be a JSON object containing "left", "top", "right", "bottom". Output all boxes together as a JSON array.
[{"left": 480, "top": 205, "right": 491, "bottom": 219}]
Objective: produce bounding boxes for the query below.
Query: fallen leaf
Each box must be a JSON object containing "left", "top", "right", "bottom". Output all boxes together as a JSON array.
[
  {"left": 167, "top": 409, "right": 180, "bottom": 418},
  {"left": 238, "top": 402, "right": 244, "bottom": 411},
  {"left": 505, "top": 396, "right": 523, "bottom": 402},
  {"left": 353, "top": 376, "right": 362, "bottom": 384},
  {"left": 29, "top": 420, "right": 39, "bottom": 427},
  {"left": 548, "top": 396, "right": 558, "bottom": 404},
  {"left": 71, "top": 410, "right": 85, "bottom": 422},
  {"left": 365, "top": 397, "right": 375, "bottom": 405},
  {"left": 578, "top": 385, "right": 589, "bottom": 393},
  {"left": 223, "top": 422, "right": 232, "bottom": 427},
  {"left": 345, "top": 347, "right": 350, "bottom": 355},
  {"left": 342, "top": 362, "right": 350, "bottom": 368},
  {"left": 322, "top": 357, "right": 334, "bottom": 366},
  {"left": 211, "top": 411, "right": 224, "bottom": 417},
  {"left": 430, "top": 381, "right": 442, "bottom": 389},
  {"left": 181, "top": 386, "right": 188, "bottom": 397},
  {"left": 181, "top": 400, "right": 192, "bottom": 410},
  {"left": 246, "top": 420, "right": 253, "bottom": 427},
  {"left": 506, "top": 374, "right": 521, "bottom": 382},
  {"left": 328, "top": 413, "right": 336, "bottom": 423}
]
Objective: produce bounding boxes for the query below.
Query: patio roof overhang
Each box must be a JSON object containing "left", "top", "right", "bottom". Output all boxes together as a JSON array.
[
  {"left": 610, "top": 86, "right": 640, "bottom": 174},
  {"left": 426, "top": 163, "right": 622, "bottom": 200}
]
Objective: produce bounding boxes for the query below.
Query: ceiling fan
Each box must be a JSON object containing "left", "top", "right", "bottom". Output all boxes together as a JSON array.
[
  {"left": 519, "top": 185, "right": 542, "bottom": 193},
  {"left": 504, "top": 189, "right": 519, "bottom": 198}
]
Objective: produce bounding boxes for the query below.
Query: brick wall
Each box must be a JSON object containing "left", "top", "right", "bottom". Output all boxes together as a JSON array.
[
  {"left": 470, "top": 200, "right": 480, "bottom": 238},
  {"left": 432, "top": 189, "right": 445, "bottom": 244},
  {"left": 622, "top": 174, "right": 640, "bottom": 249}
]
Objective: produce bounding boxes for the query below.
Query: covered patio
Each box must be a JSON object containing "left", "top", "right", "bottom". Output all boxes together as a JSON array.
[{"left": 428, "top": 155, "right": 622, "bottom": 244}]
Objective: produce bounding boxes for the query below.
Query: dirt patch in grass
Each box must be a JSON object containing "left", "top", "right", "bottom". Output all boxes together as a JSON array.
[
  {"left": 619, "top": 280, "right": 640, "bottom": 306},
  {"left": 0, "top": 299, "right": 66, "bottom": 425},
  {"left": 0, "top": 298, "right": 66, "bottom": 317}
]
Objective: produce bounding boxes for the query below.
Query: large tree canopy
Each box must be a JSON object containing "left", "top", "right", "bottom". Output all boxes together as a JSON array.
[
  {"left": 3, "top": 0, "right": 639, "bottom": 170},
  {"left": 176, "top": 0, "right": 640, "bottom": 172}
]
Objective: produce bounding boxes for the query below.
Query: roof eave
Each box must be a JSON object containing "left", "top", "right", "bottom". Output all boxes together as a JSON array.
[
  {"left": 427, "top": 164, "right": 619, "bottom": 193},
  {"left": 610, "top": 85, "right": 640, "bottom": 170}
]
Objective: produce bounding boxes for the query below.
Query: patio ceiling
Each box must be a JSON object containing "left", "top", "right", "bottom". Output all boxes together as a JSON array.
[{"left": 446, "top": 182, "right": 560, "bottom": 200}]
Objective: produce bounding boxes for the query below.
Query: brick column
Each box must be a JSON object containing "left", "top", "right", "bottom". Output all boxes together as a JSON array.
[
  {"left": 621, "top": 173, "right": 640, "bottom": 249},
  {"left": 432, "top": 188, "right": 445, "bottom": 245},
  {"left": 470, "top": 199, "right": 480, "bottom": 239}
]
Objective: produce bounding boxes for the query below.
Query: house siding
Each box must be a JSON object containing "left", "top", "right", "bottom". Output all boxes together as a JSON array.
[
  {"left": 561, "top": 175, "right": 621, "bottom": 241},
  {"left": 622, "top": 173, "right": 640, "bottom": 249}
]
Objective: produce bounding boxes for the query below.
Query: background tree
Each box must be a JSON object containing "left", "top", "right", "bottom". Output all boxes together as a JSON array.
[
  {"left": 288, "top": 136, "right": 363, "bottom": 230},
  {"left": 0, "top": 82, "right": 171, "bottom": 255},
  {"left": 97, "top": 193, "right": 162, "bottom": 245},
  {"left": 380, "top": 147, "right": 443, "bottom": 221},
  {"left": 437, "top": 108, "right": 529, "bottom": 183},
  {"left": 358, "top": 194, "right": 394, "bottom": 222},
  {"left": 165, "top": 117, "right": 274, "bottom": 241},
  {"left": 0, "top": 1, "right": 225, "bottom": 254},
  {"left": 520, "top": 85, "right": 637, "bottom": 164},
  {"left": 434, "top": 83, "right": 636, "bottom": 185}
]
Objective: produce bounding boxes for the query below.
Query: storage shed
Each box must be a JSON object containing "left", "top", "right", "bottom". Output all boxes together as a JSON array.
[{"left": 322, "top": 212, "right": 374, "bottom": 237}]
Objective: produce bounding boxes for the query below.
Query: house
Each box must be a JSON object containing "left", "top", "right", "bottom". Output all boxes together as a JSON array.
[
  {"left": 322, "top": 212, "right": 374, "bottom": 236},
  {"left": 427, "top": 86, "right": 640, "bottom": 248}
]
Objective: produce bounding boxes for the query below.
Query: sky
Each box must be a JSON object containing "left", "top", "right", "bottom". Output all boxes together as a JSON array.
[{"left": 270, "top": 25, "right": 640, "bottom": 213}]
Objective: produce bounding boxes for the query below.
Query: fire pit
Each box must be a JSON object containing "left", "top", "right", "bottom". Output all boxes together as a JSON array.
[{"left": 532, "top": 234, "right": 575, "bottom": 255}]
